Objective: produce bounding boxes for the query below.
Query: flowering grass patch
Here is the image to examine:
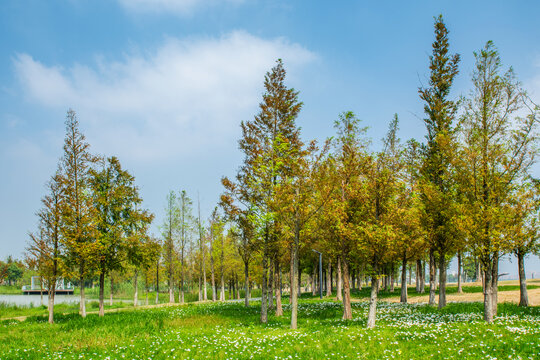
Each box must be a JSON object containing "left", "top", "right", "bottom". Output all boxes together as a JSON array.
[{"left": 1, "top": 300, "right": 538, "bottom": 359}]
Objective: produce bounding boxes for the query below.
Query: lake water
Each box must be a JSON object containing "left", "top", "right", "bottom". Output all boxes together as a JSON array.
[{"left": 0, "top": 294, "right": 138, "bottom": 307}]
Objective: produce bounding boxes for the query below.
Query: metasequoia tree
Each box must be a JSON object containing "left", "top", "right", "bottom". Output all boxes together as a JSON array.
[
  {"left": 60, "top": 109, "right": 99, "bottom": 318},
  {"left": 418, "top": 15, "right": 461, "bottom": 308},
  {"left": 162, "top": 191, "right": 180, "bottom": 303},
  {"left": 328, "top": 111, "right": 369, "bottom": 321},
  {"left": 358, "top": 116, "right": 405, "bottom": 328},
  {"left": 401, "top": 139, "right": 427, "bottom": 300},
  {"left": 91, "top": 156, "right": 153, "bottom": 316},
  {"left": 507, "top": 182, "right": 539, "bottom": 307},
  {"left": 222, "top": 59, "right": 302, "bottom": 323},
  {"left": 178, "top": 190, "right": 194, "bottom": 303},
  {"left": 197, "top": 195, "right": 207, "bottom": 301},
  {"left": 27, "top": 171, "right": 65, "bottom": 323},
  {"left": 458, "top": 41, "right": 538, "bottom": 321},
  {"left": 275, "top": 139, "right": 332, "bottom": 327},
  {"left": 139, "top": 237, "right": 161, "bottom": 306},
  {"left": 208, "top": 208, "right": 221, "bottom": 301}
]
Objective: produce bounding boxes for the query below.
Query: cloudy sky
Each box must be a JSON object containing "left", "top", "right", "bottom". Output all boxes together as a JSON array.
[{"left": 1, "top": 0, "right": 540, "bottom": 276}]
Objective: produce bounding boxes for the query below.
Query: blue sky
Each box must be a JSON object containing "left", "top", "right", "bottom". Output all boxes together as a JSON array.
[{"left": 1, "top": 0, "right": 540, "bottom": 277}]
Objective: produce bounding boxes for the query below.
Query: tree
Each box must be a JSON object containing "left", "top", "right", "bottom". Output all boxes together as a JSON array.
[
  {"left": 197, "top": 194, "right": 207, "bottom": 301},
  {"left": 178, "top": 190, "right": 194, "bottom": 303},
  {"left": 418, "top": 15, "right": 461, "bottom": 309},
  {"left": 358, "top": 116, "right": 404, "bottom": 328},
  {"left": 222, "top": 59, "right": 303, "bottom": 324},
  {"left": 275, "top": 138, "right": 332, "bottom": 327},
  {"left": 458, "top": 41, "right": 538, "bottom": 321},
  {"left": 60, "top": 109, "right": 99, "bottom": 318},
  {"left": 328, "top": 111, "right": 369, "bottom": 322},
  {"left": 27, "top": 171, "right": 65, "bottom": 323},
  {"left": 162, "top": 190, "right": 180, "bottom": 303},
  {"left": 6, "top": 262, "right": 23, "bottom": 286},
  {"left": 507, "top": 181, "right": 539, "bottom": 306},
  {"left": 91, "top": 156, "right": 153, "bottom": 316}
]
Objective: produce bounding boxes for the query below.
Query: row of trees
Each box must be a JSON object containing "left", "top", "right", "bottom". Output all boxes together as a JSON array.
[
  {"left": 27, "top": 110, "right": 156, "bottom": 323},
  {"left": 220, "top": 15, "right": 539, "bottom": 329},
  {"left": 25, "top": 15, "right": 538, "bottom": 330},
  {"left": 0, "top": 256, "right": 25, "bottom": 286}
]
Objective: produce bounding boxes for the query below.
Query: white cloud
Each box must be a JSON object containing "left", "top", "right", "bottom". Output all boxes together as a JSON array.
[
  {"left": 117, "top": 0, "right": 245, "bottom": 15},
  {"left": 13, "top": 31, "right": 315, "bottom": 162}
]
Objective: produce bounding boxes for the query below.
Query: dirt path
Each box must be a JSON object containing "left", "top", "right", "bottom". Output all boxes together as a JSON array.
[
  {"left": 383, "top": 287, "right": 540, "bottom": 306},
  {"left": 378, "top": 280, "right": 540, "bottom": 305}
]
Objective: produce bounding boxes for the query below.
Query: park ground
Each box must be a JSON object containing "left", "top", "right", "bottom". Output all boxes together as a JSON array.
[{"left": 0, "top": 280, "right": 539, "bottom": 359}]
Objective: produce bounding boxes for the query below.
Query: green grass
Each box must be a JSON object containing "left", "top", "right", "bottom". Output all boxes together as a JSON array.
[
  {"left": 0, "top": 301, "right": 132, "bottom": 319},
  {"left": 0, "top": 285, "right": 24, "bottom": 294},
  {"left": 0, "top": 298, "right": 538, "bottom": 359}
]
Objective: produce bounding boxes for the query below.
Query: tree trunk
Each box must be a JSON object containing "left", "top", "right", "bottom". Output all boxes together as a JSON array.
[
  {"left": 457, "top": 251, "right": 463, "bottom": 293},
  {"left": 483, "top": 262, "right": 494, "bottom": 323},
  {"left": 80, "top": 273, "right": 86, "bottom": 318},
  {"left": 326, "top": 262, "right": 332, "bottom": 297},
  {"left": 198, "top": 275, "right": 202, "bottom": 301},
  {"left": 220, "top": 271, "right": 225, "bottom": 302},
  {"left": 367, "top": 272, "right": 379, "bottom": 329},
  {"left": 155, "top": 260, "right": 160, "bottom": 305},
  {"left": 342, "top": 256, "right": 352, "bottom": 320},
  {"left": 133, "top": 270, "right": 139, "bottom": 307},
  {"left": 491, "top": 253, "right": 498, "bottom": 317},
  {"left": 244, "top": 260, "right": 250, "bottom": 307},
  {"left": 48, "top": 281, "right": 56, "bottom": 324},
  {"left": 415, "top": 259, "right": 421, "bottom": 293},
  {"left": 420, "top": 260, "right": 425, "bottom": 293},
  {"left": 517, "top": 249, "right": 529, "bottom": 306},
  {"left": 145, "top": 289, "right": 149, "bottom": 306},
  {"left": 290, "top": 222, "right": 299, "bottom": 329},
  {"left": 260, "top": 250, "right": 268, "bottom": 324},
  {"left": 429, "top": 250, "right": 436, "bottom": 305},
  {"left": 181, "top": 250, "right": 185, "bottom": 304},
  {"left": 390, "top": 264, "right": 395, "bottom": 292},
  {"left": 236, "top": 273, "right": 240, "bottom": 300},
  {"left": 98, "top": 272, "right": 105, "bottom": 317},
  {"left": 275, "top": 260, "right": 283, "bottom": 316},
  {"left": 400, "top": 253, "right": 407, "bottom": 303},
  {"left": 169, "top": 279, "right": 174, "bottom": 303},
  {"left": 330, "top": 263, "right": 334, "bottom": 293},
  {"left": 220, "top": 257, "right": 225, "bottom": 302},
  {"left": 438, "top": 252, "right": 447, "bottom": 309},
  {"left": 268, "top": 258, "right": 274, "bottom": 309},
  {"left": 311, "top": 261, "right": 317, "bottom": 296},
  {"left": 210, "top": 239, "right": 216, "bottom": 302},
  {"left": 336, "top": 257, "right": 343, "bottom": 301},
  {"left": 202, "top": 262, "right": 207, "bottom": 301},
  {"left": 358, "top": 264, "right": 364, "bottom": 290}
]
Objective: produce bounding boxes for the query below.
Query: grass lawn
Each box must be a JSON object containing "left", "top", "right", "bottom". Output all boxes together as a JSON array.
[
  {"left": 1, "top": 298, "right": 539, "bottom": 359},
  {"left": 0, "top": 300, "right": 132, "bottom": 319}
]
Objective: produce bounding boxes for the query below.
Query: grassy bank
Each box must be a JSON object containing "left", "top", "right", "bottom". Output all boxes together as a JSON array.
[
  {"left": 0, "top": 301, "right": 131, "bottom": 319},
  {"left": 1, "top": 299, "right": 539, "bottom": 359}
]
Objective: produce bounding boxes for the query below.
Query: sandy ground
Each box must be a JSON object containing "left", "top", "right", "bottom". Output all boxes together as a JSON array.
[{"left": 384, "top": 279, "right": 540, "bottom": 306}]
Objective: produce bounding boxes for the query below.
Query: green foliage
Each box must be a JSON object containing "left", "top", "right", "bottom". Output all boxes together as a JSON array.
[{"left": 6, "top": 264, "right": 23, "bottom": 285}]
